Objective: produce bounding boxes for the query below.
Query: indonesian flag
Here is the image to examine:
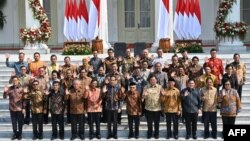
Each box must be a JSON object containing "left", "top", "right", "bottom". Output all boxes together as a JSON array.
[
  {"left": 78, "top": 0, "right": 89, "bottom": 40},
  {"left": 174, "top": 0, "right": 182, "bottom": 39},
  {"left": 68, "top": 0, "right": 74, "bottom": 40},
  {"left": 157, "top": 0, "right": 170, "bottom": 39},
  {"left": 178, "top": 0, "right": 185, "bottom": 39},
  {"left": 193, "top": 0, "right": 201, "bottom": 39},
  {"left": 63, "top": 0, "right": 70, "bottom": 40},
  {"left": 189, "top": 0, "right": 195, "bottom": 39},
  {"left": 183, "top": 0, "right": 190, "bottom": 39},
  {"left": 88, "top": 0, "right": 100, "bottom": 40},
  {"left": 72, "top": 0, "right": 79, "bottom": 41}
]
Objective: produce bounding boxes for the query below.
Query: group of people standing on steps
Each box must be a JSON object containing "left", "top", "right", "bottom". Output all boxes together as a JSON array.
[{"left": 3, "top": 47, "right": 244, "bottom": 140}]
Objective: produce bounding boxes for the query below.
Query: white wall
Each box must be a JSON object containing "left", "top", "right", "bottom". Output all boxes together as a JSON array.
[
  {"left": 107, "top": 0, "right": 118, "bottom": 43},
  {"left": 199, "top": 0, "right": 218, "bottom": 44},
  {"left": 0, "top": 0, "right": 19, "bottom": 46},
  {"left": 57, "top": 0, "right": 65, "bottom": 44}
]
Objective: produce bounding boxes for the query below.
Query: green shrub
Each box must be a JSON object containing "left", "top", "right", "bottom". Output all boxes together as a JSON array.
[
  {"left": 62, "top": 44, "right": 92, "bottom": 55},
  {"left": 172, "top": 43, "right": 203, "bottom": 53}
]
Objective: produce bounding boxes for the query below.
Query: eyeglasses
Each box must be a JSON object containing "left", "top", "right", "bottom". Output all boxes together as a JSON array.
[{"left": 33, "top": 84, "right": 39, "bottom": 85}]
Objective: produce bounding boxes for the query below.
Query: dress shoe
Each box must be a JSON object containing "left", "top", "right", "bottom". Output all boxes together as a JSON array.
[
  {"left": 174, "top": 135, "right": 178, "bottom": 139},
  {"left": 79, "top": 135, "right": 85, "bottom": 140},
  {"left": 38, "top": 135, "right": 43, "bottom": 140},
  {"left": 147, "top": 135, "right": 152, "bottom": 139},
  {"left": 128, "top": 134, "right": 133, "bottom": 139},
  {"left": 204, "top": 136, "right": 209, "bottom": 139},
  {"left": 193, "top": 134, "right": 197, "bottom": 139},
  {"left": 89, "top": 135, "right": 93, "bottom": 140},
  {"left": 70, "top": 136, "right": 76, "bottom": 140},
  {"left": 113, "top": 135, "right": 118, "bottom": 139},
  {"left": 212, "top": 135, "right": 217, "bottom": 139},
  {"left": 186, "top": 135, "right": 190, "bottom": 139},
  {"left": 154, "top": 135, "right": 159, "bottom": 139},
  {"left": 96, "top": 135, "right": 101, "bottom": 139},
  {"left": 166, "top": 135, "right": 171, "bottom": 139},
  {"left": 32, "top": 136, "right": 38, "bottom": 140},
  {"left": 106, "top": 135, "right": 112, "bottom": 139},
  {"left": 51, "top": 136, "right": 56, "bottom": 140},
  {"left": 135, "top": 136, "right": 139, "bottom": 139},
  {"left": 59, "top": 136, "right": 64, "bottom": 140},
  {"left": 17, "top": 135, "right": 22, "bottom": 140},
  {"left": 11, "top": 134, "right": 17, "bottom": 140}
]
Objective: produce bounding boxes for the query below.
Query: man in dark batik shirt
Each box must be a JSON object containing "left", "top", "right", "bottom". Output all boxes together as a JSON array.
[
  {"left": 47, "top": 81, "right": 65, "bottom": 140},
  {"left": 3, "top": 76, "right": 25, "bottom": 140}
]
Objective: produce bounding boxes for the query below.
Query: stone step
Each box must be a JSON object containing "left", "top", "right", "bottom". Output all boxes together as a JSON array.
[
  {"left": 0, "top": 121, "right": 229, "bottom": 129},
  {"left": 1, "top": 98, "right": 250, "bottom": 109},
  {"left": 0, "top": 111, "right": 249, "bottom": 123},
  {"left": 0, "top": 129, "right": 224, "bottom": 141}
]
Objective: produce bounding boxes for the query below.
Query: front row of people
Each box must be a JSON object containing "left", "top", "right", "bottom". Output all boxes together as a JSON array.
[{"left": 3, "top": 74, "right": 241, "bottom": 140}]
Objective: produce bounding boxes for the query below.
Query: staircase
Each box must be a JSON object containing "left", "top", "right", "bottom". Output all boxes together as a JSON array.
[{"left": 0, "top": 53, "right": 250, "bottom": 141}]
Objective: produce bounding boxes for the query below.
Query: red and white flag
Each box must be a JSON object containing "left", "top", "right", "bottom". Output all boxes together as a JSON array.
[
  {"left": 178, "top": 0, "right": 185, "bottom": 39},
  {"left": 63, "top": 0, "right": 70, "bottom": 40},
  {"left": 183, "top": 0, "right": 190, "bottom": 39},
  {"left": 78, "top": 0, "right": 89, "bottom": 40},
  {"left": 88, "top": 0, "right": 100, "bottom": 40},
  {"left": 68, "top": 0, "right": 74, "bottom": 41},
  {"left": 174, "top": 0, "right": 182, "bottom": 39},
  {"left": 72, "top": 0, "right": 79, "bottom": 41},
  {"left": 157, "top": 0, "right": 170, "bottom": 39},
  {"left": 193, "top": 0, "right": 201, "bottom": 39},
  {"left": 189, "top": 0, "right": 195, "bottom": 39}
]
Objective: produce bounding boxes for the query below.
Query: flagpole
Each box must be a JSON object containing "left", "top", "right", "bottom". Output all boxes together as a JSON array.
[{"left": 169, "top": 0, "right": 174, "bottom": 46}]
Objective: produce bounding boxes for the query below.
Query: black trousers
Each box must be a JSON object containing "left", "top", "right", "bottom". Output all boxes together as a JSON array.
[
  {"left": 117, "top": 112, "right": 122, "bottom": 124},
  {"left": 145, "top": 110, "right": 160, "bottom": 137},
  {"left": 204, "top": 112, "right": 217, "bottom": 137},
  {"left": 101, "top": 98, "right": 107, "bottom": 123},
  {"left": 32, "top": 113, "right": 43, "bottom": 137},
  {"left": 165, "top": 113, "right": 179, "bottom": 136},
  {"left": 71, "top": 114, "right": 85, "bottom": 137},
  {"left": 10, "top": 111, "right": 23, "bottom": 136},
  {"left": 222, "top": 116, "right": 236, "bottom": 133},
  {"left": 238, "top": 85, "right": 242, "bottom": 100},
  {"left": 88, "top": 112, "right": 101, "bottom": 136},
  {"left": 67, "top": 101, "right": 71, "bottom": 123},
  {"left": 51, "top": 114, "right": 64, "bottom": 137},
  {"left": 184, "top": 112, "right": 198, "bottom": 136},
  {"left": 24, "top": 100, "right": 30, "bottom": 124},
  {"left": 128, "top": 115, "right": 140, "bottom": 137},
  {"left": 106, "top": 110, "right": 118, "bottom": 136}
]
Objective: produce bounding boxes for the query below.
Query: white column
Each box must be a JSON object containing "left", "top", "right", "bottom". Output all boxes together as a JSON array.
[
  {"left": 99, "top": 0, "right": 111, "bottom": 51},
  {"left": 217, "top": 0, "right": 246, "bottom": 52},
  {"left": 151, "top": 0, "right": 174, "bottom": 52}
]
